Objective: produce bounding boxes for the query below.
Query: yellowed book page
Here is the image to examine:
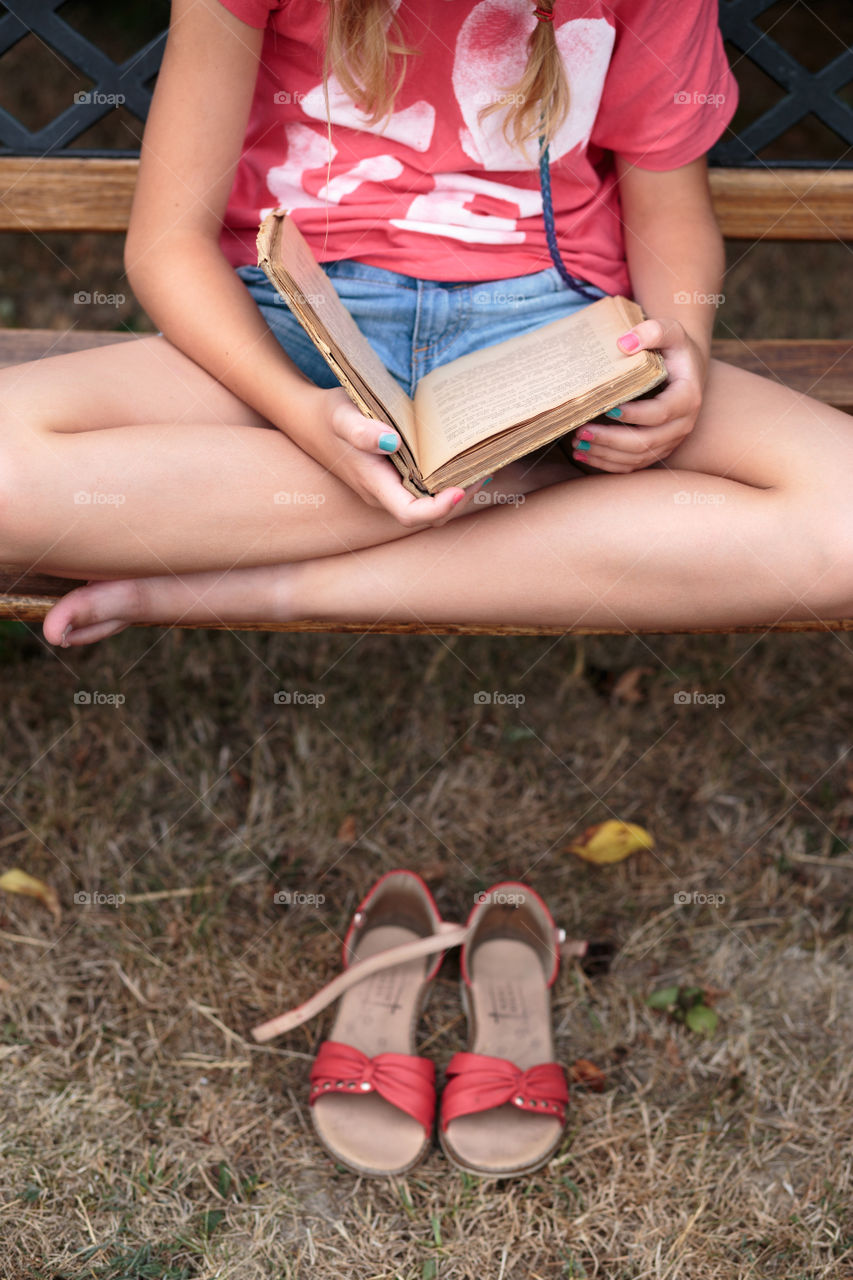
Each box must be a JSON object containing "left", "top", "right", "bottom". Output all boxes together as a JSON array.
[
  {"left": 257, "top": 212, "right": 417, "bottom": 450},
  {"left": 413, "top": 296, "right": 642, "bottom": 477}
]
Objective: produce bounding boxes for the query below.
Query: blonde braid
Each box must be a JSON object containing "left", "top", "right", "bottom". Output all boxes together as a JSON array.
[{"left": 478, "top": 2, "right": 571, "bottom": 157}]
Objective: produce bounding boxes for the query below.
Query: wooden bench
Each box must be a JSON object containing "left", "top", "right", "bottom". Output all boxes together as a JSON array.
[{"left": 1, "top": 158, "right": 852, "bottom": 636}]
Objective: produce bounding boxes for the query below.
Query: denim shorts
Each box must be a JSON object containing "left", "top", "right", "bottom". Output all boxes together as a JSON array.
[{"left": 235, "top": 260, "right": 608, "bottom": 400}]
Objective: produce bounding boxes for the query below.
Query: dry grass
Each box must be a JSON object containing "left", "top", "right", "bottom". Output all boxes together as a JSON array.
[
  {"left": 2, "top": 9, "right": 852, "bottom": 1274},
  {"left": 1, "top": 627, "right": 852, "bottom": 1278}
]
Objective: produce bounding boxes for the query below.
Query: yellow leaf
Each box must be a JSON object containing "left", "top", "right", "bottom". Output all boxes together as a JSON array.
[
  {"left": 565, "top": 820, "right": 653, "bottom": 865},
  {"left": 0, "top": 868, "right": 61, "bottom": 923}
]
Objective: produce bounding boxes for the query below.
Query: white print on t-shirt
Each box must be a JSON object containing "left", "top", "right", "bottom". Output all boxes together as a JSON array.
[
  {"left": 455, "top": 2, "right": 615, "bottom": 170},
  {"left": 389, "top": 172, "right": 541, "bottom": 244},
  {"left": 299, "top": 75, "right": 436, "bottom": 154},
  {"left": 266, "top": 124, "right": 334, "bottom": 210},
  {"left": 262, "top": 2, "right": 615, "bottom": 248},
  {"left": 265, "top": 123, "right": 404, "bottom": 212}
]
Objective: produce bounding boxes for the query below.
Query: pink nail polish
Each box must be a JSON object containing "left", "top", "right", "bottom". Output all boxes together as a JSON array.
[
  {"left": 451, "top": 491, "right": 466, "bottom": 506},
  {"left": 577, "top": 427, "right": 595, "bottom": 442},
  {"left": 618, "top": 333, "right": 640, "bottom": 353}
]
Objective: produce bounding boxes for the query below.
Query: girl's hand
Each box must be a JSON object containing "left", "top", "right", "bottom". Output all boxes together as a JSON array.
[
  {"left": 570, "top": 318, "right": 707, "bottom": 473},
  {"left": 317, "top": 387, "right": 486, "bottom": 526}
]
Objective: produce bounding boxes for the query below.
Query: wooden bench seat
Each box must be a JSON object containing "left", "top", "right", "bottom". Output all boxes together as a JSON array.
[{"left": 1, "top": 160, "right": 851, "bottom": 635}]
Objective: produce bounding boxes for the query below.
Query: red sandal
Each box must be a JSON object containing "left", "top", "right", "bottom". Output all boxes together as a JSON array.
[
  {"left": 251, "top": 870, "right": 467, "bottom": 1177},
  {"left": 439, "top": 881, "right": 570, "bottom": 1177}
]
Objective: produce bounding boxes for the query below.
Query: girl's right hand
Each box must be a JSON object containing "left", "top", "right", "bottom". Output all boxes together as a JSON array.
[{"left": 318, "top": 387, "right": 487, "bottom": 527}]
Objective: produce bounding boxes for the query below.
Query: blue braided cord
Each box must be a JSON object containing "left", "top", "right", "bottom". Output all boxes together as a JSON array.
[{"left": 538, "top": 134, "right": 603, "bottom": 302}]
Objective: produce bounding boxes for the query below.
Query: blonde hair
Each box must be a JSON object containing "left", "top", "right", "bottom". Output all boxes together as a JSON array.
[{"left": 323, "top": 0, "right": 570, "bottom": 158}]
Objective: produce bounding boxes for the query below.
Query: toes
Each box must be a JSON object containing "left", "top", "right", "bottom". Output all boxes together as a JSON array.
[
  {"left": 62, "top": 619, "right": 130, "bottom": 647},
  {"left": 43, "top": 580, "right": 144, "bottom": 647}
]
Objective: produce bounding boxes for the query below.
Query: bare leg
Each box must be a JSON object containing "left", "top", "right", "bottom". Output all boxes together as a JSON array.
[
  {"left": 282, "top": 361, "right": 853, "bottom": 628},
  {"left": 42, "top": 360, "right": 853, "bottom": 640},
  {"left": 3, "top": 336, "right": 566, "bottom": 578}
]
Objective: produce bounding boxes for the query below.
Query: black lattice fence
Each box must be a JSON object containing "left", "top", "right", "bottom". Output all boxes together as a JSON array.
[{"left": 0, "top": 0, "right": 850, "bottom": 162}]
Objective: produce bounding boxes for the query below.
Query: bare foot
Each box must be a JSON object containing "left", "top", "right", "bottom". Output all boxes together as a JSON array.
[{"left": 42, "top": 564, "right": 298, "bottom": 648}]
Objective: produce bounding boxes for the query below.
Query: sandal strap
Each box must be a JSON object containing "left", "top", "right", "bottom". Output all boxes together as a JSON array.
[
  {"left": 440, "top": 1051, "right": 569, "bottom": 1129},
  {"left": 251, "top": 917, "right": 587, "bottom": 1044},
  {"left": 251, "top": 920, "right": 469, "bottom": 1042},
  {"left": 310, "top": 1039, "right": 436, "bottom": 1132}
]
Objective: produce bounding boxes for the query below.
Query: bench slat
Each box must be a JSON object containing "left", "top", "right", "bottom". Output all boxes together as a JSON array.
[
  {"left": 711, "top": 339, "right": 853, "bottom": 409},
  {"left": 2, "top": 329, "right": 850, "bottom": 408},
  {"left": 1, "top": 593, "right": 851, "bottom": 634},
  {"left": 0, "top": 329, "right": 140, "bottom": 368},
  {"left": 1, "top": 159, "right": 852, "bottom": 240}
]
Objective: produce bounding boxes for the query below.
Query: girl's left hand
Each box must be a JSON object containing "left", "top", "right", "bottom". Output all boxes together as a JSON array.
[{"left": 570, "top": 318, "right": 707, "bottom": 473}]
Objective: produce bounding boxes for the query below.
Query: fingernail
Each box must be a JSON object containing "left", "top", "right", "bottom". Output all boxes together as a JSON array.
[
  {"left": 61, "top": 625, "right": 71, "bottom": 648},
  {"left": 605, "top": 407, "right": 623, "bottom": 419},
  {"left": 379, "top": 431, "right": 399, "bottom": 452},
  {"left": 572, "top": 451, "right": 587, "bottom": 462},
  {"left": 481, "top": 476, "right": 493, "bottom": 486},
  {"left": 451, "top": 491, "right": 466, "bottom": 506},
  {"left": 574, "top": 438, "right": 591, "bottom": 452},
  {"left": 577, "top": 428, "right": 595, "bottom": 442},
  {"left": 618, "top": 333, "right": 640, "bottom": 353}
]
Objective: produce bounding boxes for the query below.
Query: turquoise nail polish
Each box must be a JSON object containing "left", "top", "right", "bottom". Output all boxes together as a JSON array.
[
  {"left": 605, "top": 407, "right": 622, "bottom": 419},
  {"left": 574, "top": 438, "right": 591, "bottom": 452},
  {"left": 482, "top": 476, "right": 493, "bottom": 486},
  {"left": 379, "top": 431, "right": 399, "bottom": 452}
]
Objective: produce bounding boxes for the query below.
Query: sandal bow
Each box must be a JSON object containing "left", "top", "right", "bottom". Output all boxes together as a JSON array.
[
  {"left": 441, "top": 1051, "right": 568, "bottom": 1128},
  {"left": 310, "top": 1040, "right": 436, "bottom": 1132}
]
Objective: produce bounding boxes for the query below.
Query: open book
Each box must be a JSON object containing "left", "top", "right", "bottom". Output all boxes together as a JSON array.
[{"left": 257, "top": 211, "right": 667, "bottom": 496}]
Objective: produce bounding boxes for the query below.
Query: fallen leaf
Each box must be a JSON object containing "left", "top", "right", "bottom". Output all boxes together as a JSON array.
[
  {"left": 565, "top": 820, "right": 654, "bottom": 865},
  {"left": 611, "top": 665, "right": 654, "bottom": 705},
  {"left": 570, "top": 1058, "right": 606, "bottom": 1092},
  {"left": 685, "top": 1003, "right": 719, "bottom": 1035},
  {"left": 337, "top": 815, "right": 357, "bottom": 842},
  {"left": 646, "top": 984, "right": 680, "bottom": 1010},
  {"left": 0, "top": 868, "right": 61, "bottom": 924}
]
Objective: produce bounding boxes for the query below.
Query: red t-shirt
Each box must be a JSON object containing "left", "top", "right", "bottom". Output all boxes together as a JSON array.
[{"left": 216, "top": 0, "right": 737, "bottom": 295}]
